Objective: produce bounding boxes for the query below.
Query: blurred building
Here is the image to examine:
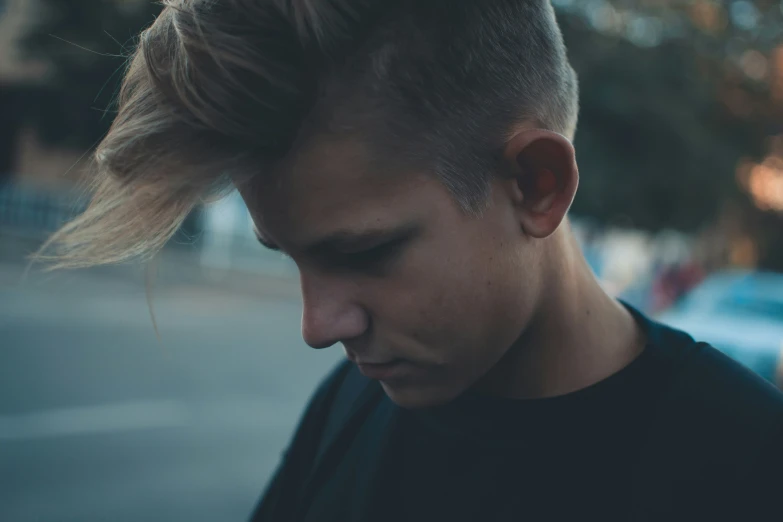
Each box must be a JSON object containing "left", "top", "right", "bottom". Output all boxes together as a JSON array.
[
  {"left": 0, "top": 0, "right": 79, "bottom": 186},
  {"left": 0, "top": 0, "right": 166, "bottom": 240},
  {"left": 0, "top": 0, "right": 149, "bottom": 187},
  {"left": 0, "top": 0, "right": 48, "bottom": 84}
]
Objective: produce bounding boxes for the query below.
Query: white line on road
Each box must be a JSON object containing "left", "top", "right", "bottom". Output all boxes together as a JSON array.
[
  {"left": 0, "top": 400, "right": 190, "bottom": 440},
  {"left": 0, "top": 397, "right": 304, "bottom": 441}
]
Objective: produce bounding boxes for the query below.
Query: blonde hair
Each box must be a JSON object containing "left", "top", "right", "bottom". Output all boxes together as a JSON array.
[{"left": 36, "top": 0, "right": 578, "bottom": 269}]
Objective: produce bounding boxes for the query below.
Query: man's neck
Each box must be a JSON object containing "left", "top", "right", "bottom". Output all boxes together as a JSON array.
[{"left": 474, "top": 224, "right": 647, "bottom": 400}]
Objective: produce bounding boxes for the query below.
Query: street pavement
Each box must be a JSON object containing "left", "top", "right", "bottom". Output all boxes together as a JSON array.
[{"left": 0, "top": 245, "right": 343, "bottom": 522}]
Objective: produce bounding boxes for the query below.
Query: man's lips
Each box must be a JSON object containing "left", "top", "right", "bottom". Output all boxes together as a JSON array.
[
  {"left": 355, "top": 359, "right": 409, "bottom": 381},
  {"left": 354, "top": 358, "right": 398, "bottom": 365}
]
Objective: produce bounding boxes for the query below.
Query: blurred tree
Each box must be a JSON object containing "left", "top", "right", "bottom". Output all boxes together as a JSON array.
[
  {"left": 19, "top": 0, "right": 162, "bottom": 150},
  {"left": 555, "top": 0, "right": 783, "bottom": 269}
]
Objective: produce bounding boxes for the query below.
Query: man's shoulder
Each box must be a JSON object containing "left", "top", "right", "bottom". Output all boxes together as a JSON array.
[
  {"left": 303, "top": 359, "right": 356, "bottom": 415},
  {"left": 643, "top": 310, "right": 783, "bottom": 425},
  {"left": 302, "top": 359, "right": 378, "bottom": 429},
  {"left": 646, "top": 319, "right": 783, "bottom": 477},
  {"left": 635, "top": 322, "right": 783, "bottom": 514},
  {"left": 672, "top": 341, "right": 783, "bottom": 429},
  {"left": 636, "top": 309, "right": 783, "bottom": 427}
]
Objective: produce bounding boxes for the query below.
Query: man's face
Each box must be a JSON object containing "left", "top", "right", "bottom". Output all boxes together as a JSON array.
[{"left": 240, "top": 137, "right": 543, "bottom": 408}]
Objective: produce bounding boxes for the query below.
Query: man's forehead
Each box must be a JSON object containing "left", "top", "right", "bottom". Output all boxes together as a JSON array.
[
  {"left": 242, "top": 134, "right": 432, "bottom": 245},
  {"left": 260, "top": 134, "right": 397, "bottom": 195}
]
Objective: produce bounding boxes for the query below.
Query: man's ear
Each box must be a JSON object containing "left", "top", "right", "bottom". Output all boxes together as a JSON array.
[{"left": 501, "top": 129, "right": 579, "bottom": 239}]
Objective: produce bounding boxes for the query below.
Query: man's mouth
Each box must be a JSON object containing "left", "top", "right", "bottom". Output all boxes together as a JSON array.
[{"left": 355, "top": 359, "right": 408, "bottom": 381}]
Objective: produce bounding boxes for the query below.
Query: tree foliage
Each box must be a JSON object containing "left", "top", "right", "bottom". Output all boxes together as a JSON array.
[
  {"left": 559, "top": 1, "right": 782, "bottom": 226},
  {"left": 19, "top": 0, "right": 162, "bottom": 149},
  {"left": 556, "top": 1, "right": 783, "bottom": 268}
]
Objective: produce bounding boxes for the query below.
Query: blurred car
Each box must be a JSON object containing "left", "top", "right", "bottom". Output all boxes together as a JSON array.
[{"left": 657, "top": 270, "right": 783, "bottom": 388}]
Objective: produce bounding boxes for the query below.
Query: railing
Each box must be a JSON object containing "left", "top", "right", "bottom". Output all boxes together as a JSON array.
[
  {"left": 0, "top": 181, "right": 88, "bottom": 239},
  {"left": 0, "top": 181, "right": 295, "bottom": 276}
]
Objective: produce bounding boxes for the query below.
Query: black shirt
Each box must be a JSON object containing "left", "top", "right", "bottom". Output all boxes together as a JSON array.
[{"left": 251, "top": 309, "right": 783, "bottom": 521}]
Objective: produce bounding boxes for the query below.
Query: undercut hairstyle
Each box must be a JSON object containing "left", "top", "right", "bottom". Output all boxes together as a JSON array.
[{"left": 38, "top": 0, "right": 579, "bottom": 268}]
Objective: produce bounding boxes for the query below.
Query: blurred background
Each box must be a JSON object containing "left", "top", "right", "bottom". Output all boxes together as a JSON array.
[{"left": 1, "top": 0, "right": 782, "bottom": 521}]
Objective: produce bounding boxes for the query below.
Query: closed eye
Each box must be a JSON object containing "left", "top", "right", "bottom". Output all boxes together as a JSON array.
[
  {"left": 253, "top": 224, "right": 419, "bottom": 271},
  {"left": 330, "top": 237, "right": 407, "bottom": 271},
  {"left": 256, "top": 235, "right": 279, "bottom": 252},
  {"left": 254, "top": 233, "right": 294, "bottom": 261}
]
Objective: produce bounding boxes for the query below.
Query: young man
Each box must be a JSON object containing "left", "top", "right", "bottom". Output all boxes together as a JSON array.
[{"left": 43, "top": 0, "right": 783, "bottom": 520}]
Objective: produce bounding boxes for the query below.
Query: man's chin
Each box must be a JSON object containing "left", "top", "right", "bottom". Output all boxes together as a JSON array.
[{"left": 380, "top": 381, "right": 460, "bottom": 409}]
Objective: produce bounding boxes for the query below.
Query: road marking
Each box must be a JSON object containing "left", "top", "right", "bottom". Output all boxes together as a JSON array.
[
  {"left": 0, "top": 397, "right": 305, "bottom": 441},
  {"left": 0, "top": 400, "right": 189, "bottom": 440}
]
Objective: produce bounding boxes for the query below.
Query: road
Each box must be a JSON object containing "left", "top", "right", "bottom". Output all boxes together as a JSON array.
[{"left": 0, "top": 250, "right": 342, "bottom": 522}]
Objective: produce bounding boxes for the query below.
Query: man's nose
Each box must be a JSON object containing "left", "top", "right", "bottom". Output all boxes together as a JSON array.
[{"left": 300, "top": 272, "right": 369, "bottom": 349}]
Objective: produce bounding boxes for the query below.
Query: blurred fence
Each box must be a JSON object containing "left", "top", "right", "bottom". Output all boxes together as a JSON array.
[
  {"left": 0, "top": 182, "right": 87, "bottom": 239},
  {"left": 0, "top": 181, "right": 295, "bottom": 277},
  {"left": 0, "top": 181, "right": 203, "bottom": 245}
]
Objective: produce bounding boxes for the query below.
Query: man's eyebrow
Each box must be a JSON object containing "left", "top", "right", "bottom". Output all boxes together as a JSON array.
[
  {"left": 304, "top": 225, "right": 419, "bottom": 255},
  {"left": 254, "top": 224, "right": 420, "bottom": 255}
]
